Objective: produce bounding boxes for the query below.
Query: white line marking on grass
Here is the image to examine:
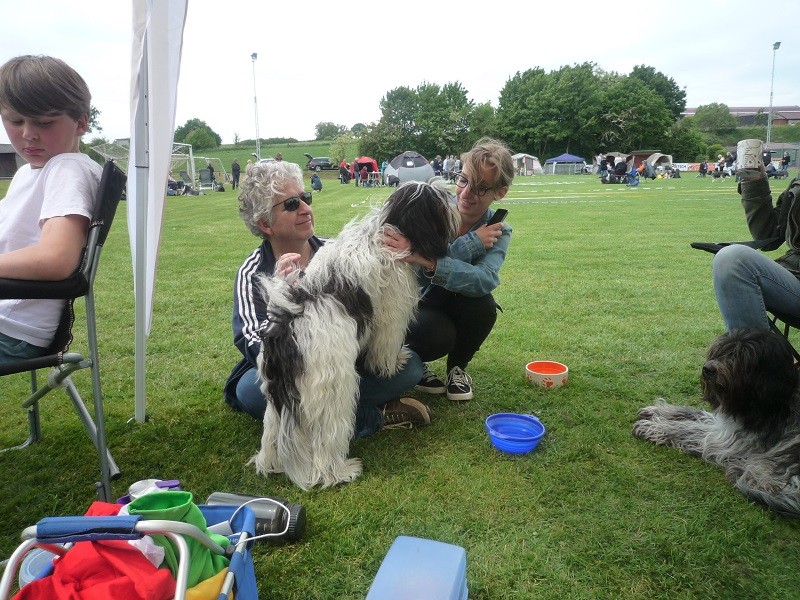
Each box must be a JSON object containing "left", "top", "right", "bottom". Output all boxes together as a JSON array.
[{"left": 497, "top": 199, "right": 627, "bottom": 205}]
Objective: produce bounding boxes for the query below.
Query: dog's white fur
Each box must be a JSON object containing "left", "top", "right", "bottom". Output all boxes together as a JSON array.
[{"left": 250, "top": 181, "right": 458, "bottom": 489}]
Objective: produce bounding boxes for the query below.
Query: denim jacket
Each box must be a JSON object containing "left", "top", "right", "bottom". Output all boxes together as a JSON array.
[{"left": 417, "top": 207, "right": 512, "bottom": 297}]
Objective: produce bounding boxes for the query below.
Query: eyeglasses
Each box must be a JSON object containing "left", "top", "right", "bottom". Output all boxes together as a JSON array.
[
  {"left": 455, "top": 174, "right": 495, "bottom": 198},
  {"left": 273, "top": 192, "right": 312, "bottom": 212}
]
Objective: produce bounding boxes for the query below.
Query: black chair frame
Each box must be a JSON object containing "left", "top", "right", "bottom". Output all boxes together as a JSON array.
[
  {"left": 0, "top": 160, "right": 126, "bottom": 501},
  {"left": 769, "top": 312, "right": 800, "bottom": 362}
]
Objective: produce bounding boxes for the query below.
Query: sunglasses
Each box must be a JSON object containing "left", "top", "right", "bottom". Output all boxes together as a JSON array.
[{"left": 273, "top": 192, "right": 312, "bottom": 212}]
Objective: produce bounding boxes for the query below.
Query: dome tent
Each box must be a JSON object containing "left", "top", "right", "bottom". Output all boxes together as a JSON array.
[{"left": 384, "top": 151, "right": 435, "bottom": 185}]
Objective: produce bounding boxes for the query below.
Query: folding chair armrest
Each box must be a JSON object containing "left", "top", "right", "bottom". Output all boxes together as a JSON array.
[
  {"left": 0, "top": 353, "right": 62, "bottom": 376},
  {"left": 30, "top": 515, "right": 144, "bottom": 543},
  {"left": 0, "top": 273, "right": 89, "bottom": 300}
]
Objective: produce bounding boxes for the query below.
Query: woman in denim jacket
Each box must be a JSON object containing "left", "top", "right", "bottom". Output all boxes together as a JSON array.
[{"left": 399, "top": 137, "right": 514, "bottom": 401}]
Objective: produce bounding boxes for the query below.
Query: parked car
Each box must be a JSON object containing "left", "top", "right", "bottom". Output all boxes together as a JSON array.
[{"left": 304, "top": 153, "right": 336, "bottom": 171}]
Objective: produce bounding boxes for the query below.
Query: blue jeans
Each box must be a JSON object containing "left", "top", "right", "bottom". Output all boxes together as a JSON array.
[
  {"left": 0, "top": 331, "right": 45, "bottom": 364},
  {"left": 712, "top": 244, "right": 800, "bottom": 330},
  {"left": 233, "top": 350, "right": 423, "bottom": 439}
]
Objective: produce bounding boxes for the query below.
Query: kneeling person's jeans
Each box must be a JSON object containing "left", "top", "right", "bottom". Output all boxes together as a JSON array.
[{"left": 232, "top": 350, "right": 424, "bottom": 439}]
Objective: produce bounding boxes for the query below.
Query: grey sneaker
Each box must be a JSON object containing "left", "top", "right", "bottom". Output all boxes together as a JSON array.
[
  {"left": 382, "top": 397, "right": 432, "bottom": 429},
  {"left": 415, "top": 363, "right": 446, "bottom": 394},
  {"left": 446, "top": 367, "right": 473, "bottom": 401}
]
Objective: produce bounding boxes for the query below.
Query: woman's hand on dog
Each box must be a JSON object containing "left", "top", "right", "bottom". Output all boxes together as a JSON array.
[
  {"left": 382, "top": 228, "right": 437, "bottom": 271},
  {"left": 276, "top": 253, "right": 303, "bottom": 276}
]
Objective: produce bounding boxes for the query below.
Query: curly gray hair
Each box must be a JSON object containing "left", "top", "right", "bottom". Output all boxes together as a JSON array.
[{"left": 238, "top": 160, "right": 304, "bottom": 237}]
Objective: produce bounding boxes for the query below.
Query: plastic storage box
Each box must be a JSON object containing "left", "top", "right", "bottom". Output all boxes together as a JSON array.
[{"left": 366, "top": 535, "right": 467, "bottom": 600}]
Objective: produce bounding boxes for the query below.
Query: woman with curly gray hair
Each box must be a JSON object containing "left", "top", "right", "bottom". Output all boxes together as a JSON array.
[{"left": 225, "top": 160, "right": 430, "bottom": 435}]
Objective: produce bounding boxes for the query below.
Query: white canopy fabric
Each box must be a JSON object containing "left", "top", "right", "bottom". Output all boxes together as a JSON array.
[{"left": 128, "top": 0, "right": 188, "bottom": 421}]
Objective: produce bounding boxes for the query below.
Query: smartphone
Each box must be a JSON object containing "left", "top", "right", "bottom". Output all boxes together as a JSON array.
[{"left": 486, "top": 208, "right": 508, "bottom": 226}]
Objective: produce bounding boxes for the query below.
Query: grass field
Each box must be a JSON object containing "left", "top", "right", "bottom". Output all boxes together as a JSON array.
[{"left": 2, "top": 168, "right": 800, "bottom": 599}]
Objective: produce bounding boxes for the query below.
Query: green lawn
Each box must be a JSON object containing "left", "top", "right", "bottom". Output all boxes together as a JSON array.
[{"left": 2, "top": 169, "right": 800, "bottom": 599}]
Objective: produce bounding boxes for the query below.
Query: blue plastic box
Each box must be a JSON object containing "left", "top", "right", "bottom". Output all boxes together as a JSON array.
[{"left": 366, "top": 535, "right": 468, "bottom": 600}]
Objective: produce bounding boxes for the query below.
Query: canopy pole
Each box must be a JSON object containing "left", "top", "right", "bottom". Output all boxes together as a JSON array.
[{"left": 133, "top": 31, "right": 149, "bottom": 424}]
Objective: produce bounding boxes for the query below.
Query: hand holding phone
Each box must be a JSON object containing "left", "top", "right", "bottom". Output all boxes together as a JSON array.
[{"left": 486, "top": 208, "right": 508, "bottom": 226}]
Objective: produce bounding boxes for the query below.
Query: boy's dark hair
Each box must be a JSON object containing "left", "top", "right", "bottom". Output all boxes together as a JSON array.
[{"left": 0, "top": 55, "right": 91, "bottom": 121}]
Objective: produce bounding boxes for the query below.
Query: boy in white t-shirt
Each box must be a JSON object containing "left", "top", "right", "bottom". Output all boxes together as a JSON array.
[{"left": 0, "top": 55, "right": 102, "bottom": 363}]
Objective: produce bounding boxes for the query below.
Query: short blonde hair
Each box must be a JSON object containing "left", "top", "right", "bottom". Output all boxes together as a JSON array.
[{"left": 460, "top": 137, "right": 515, "bottom": 191}]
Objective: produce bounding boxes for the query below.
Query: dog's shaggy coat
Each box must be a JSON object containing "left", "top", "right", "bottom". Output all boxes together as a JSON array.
[
  {"left": 633, "top": 328, "right": 800, "bottom": 517},
  {"left": 251, "top": 181, "right": 460, "bottom": 489}
]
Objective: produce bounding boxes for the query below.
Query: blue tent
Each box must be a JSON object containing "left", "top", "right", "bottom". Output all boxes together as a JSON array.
[{"left": 543, "top": 152, "right": 587, "bottom": 174}]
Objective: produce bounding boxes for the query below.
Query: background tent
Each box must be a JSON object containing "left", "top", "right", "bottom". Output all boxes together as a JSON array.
[
  {"left": 511, "top": 153, "right": 543, "bottom": 175},
  {"left": 384, "top": 151, "right": 434, "bottom": 184},
  {"left": 646, "top": 152, "right": 673, "bottom": 168},
  {"left": 543, "top": 152, "right": 587, "bottom": 175},
  {"left": 350, "top": 156, "right": 379, "bottom": 177}
]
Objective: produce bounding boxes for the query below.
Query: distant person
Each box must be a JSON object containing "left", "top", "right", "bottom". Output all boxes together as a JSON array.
[
  {"left": 339, "top": 159, "right": 349, "bottom": 184},
  {"left": 724, "top": 152, "right": 735, "bottom": 177},
  {"left": 310, "top": 172, "right": 322, "bottom": 192},
  {"left": 360, "top": 165, "right": 368, "bottom": 187},
  {"left": 782, "top": 151, "right": 791, "bottom": 171},
  {"left": 443, "top": 155, "right": 453, "bottom": 181},
  {"left": 0, "top": 55, "right": 102, "bottom": 363},
  {"left": 697, "top": 159, "right": 708, "bottom": 178},
  {"left": 275, "top": 153, "right": 283, "bottom": 162},
  {"left": 231, "top": 158, "right": 241, "bottom": 189},
  {"left": 432, "top": 155, "right": 443, "bottom": 176},
  {"left": 381, "top": 159, "right": 388, "bottom": 182},
  {"left": 207, "top": 161, "right": 215, "bottom": 184},
  {"left": 167, "top": 174, "right": 179, "bottom": 196}
]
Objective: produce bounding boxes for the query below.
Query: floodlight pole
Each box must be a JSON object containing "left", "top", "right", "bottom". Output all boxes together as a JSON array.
[
  {"left": 251, "top": 52, "right": 261, "bottom": 161},
  {"left": 766, "top": 41, "right": 781, "bottom": 146}
]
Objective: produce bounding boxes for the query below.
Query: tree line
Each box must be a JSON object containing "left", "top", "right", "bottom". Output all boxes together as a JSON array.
[{"left": 98, "top": 63, "right": 789, "bottom": 164}]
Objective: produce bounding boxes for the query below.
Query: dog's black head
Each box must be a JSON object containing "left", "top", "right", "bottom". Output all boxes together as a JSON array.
[
  {"left": 379, "top": 180, "right": 460, "bottom": 260},
  {"left": 701, "top": 328, "right": 798, "bottom": 437}
]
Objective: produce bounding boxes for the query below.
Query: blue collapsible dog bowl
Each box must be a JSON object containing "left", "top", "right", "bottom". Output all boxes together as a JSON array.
[{"left": 485, "top": 413, "right": 545, "bottom": 454}]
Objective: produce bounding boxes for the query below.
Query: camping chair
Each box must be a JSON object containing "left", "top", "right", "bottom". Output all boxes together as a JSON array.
[
  {"left": 0, "top": 160, "right": 126, "bottom": 502},
  {"left": 198, "top": 168, "right": 215, "bottom": 192},
  {"left": 768, "top": 312, "right": 800, "bottom": 362}
]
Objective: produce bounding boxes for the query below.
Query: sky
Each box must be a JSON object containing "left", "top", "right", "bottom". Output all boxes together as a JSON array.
[{"left": 0, "top": 0, "right": 797, "bottom": 148}]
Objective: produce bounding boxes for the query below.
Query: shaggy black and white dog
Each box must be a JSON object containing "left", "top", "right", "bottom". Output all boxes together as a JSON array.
[
  {"left": 633, "top": 328, "right": 800, "bottom": 517},
  {"left": 251, "top": 181, "right": 460, "bottom": 489}
]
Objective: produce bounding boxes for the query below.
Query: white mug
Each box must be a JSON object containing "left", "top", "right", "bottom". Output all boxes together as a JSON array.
[{"left": 736, "top": 139, "right": 763, "bottom": 172}]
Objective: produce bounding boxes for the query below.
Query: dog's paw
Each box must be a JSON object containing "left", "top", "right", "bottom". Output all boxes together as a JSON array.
[
  {"left": 249, "top": 449, "right": 284, "bottom": 477},
  {"left": 632, "top": 418, "right": 656, "bottom": 440},
  {"left": 332, "top": 458, "right": 363, "bottom": 486},
  {"left": 636, "top": 405, "right": 658, "bottom": 421}
]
